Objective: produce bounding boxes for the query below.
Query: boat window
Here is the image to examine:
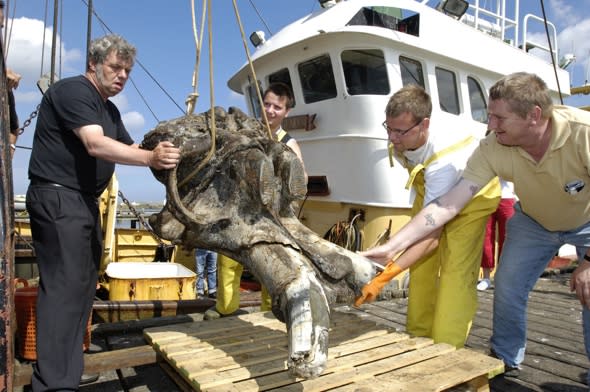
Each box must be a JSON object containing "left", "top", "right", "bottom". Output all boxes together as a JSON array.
[
  {"left": 467, "top": 76, "right": 487, "bottom": 123},
  {"left": 246, "top": 80, "right": 263, "bottom": 119},
  {"left": 347, "top": 7, "right": 420, "bottom": 37},
  {"left": 298, "top": 55, "right": 337, "bottom": 104},
  {"left": 268, "top": 69, "right": 296, "bottom": 107},
  {"left": 435, "top": 67, "right": 460, "bottom": 115},
  {"left": 341, "top": 49, "right": 389, "bottom": 95},
  {"left": 399, "top": 56, "right": 425, "bottom": 88}
]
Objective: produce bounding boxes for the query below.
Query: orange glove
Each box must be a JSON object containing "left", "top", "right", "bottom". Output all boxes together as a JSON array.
[{"left": 354, "top": 262, "right": 403, "bottom": 307}]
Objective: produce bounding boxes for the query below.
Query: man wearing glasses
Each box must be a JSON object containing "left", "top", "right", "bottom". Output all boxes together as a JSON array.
[{"left": 357, "top": 84, "right": 500, "bottom": 349}]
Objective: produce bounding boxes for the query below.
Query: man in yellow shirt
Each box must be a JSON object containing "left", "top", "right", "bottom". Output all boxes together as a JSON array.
[{"left": 359, "top": 72, "right": 590, "bottom": 380}]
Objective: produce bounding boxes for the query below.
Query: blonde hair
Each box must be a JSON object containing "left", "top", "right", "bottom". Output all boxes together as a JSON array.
[
  {"left": 489, "top": 72, "right": 553, "bottom": 119},
  {"left": 385, "top": 84, "right": 432, "bottom": 121}
]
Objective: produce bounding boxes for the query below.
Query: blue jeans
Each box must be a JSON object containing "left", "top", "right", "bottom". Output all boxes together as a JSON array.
[
  {"left": 195, "top": 249, "right": 217, "bottom": 295},
  {"left": 492, "top": 203, "right": 590, "bottom": 372}
]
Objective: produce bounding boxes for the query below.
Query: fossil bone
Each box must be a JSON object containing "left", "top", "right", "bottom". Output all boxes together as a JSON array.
[{"left": 141, "top": 107, "right": 377, "bottom": 378}]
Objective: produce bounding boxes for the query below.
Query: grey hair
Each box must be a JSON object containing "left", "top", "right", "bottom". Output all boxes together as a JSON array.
[{"left": 87, "top": 34, "right": 136, "bottom": 71}]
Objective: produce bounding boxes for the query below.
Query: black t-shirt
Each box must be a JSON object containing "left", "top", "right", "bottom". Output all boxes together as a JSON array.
[{"left": 28, "top": 75, "right": 134, "bottom": 196}]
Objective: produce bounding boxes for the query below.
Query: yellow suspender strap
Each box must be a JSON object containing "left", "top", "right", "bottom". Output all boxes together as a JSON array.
[
  {"left": 405, "top": 136, "right": 475, "bottom": 189},
  {"left": 276, "top": 128, "right": 287, "bottom": 143}
]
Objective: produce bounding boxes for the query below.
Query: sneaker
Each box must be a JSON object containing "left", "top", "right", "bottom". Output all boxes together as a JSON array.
[
  {"left": 489, "top": 348, "right": 521, "bottom": 378},
  {"left": 477, "top": 278, "right": 491, "bottom": 291},
  {"left": 79, "top": 373, "right": 99, "bottom": 385},
  {"left": 503, "top": 365, "right": 521, "bottom": 378},
  {"left": 208, "top": 291, "right": 217, "bottom": 299}
]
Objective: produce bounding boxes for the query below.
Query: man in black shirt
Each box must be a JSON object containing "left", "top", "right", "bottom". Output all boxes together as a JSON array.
[{"left": 26, "top": 34, "right": 179, "bottom": 391}]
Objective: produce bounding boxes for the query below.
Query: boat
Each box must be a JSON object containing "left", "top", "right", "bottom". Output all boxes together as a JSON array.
[
  {"left": 8, "top": 0, "right": 582, "bottom": 305},
  {"left": 227, "top": 0, "right": 577, "bottom": 286},
  {"left": 2, "top": 0, "right": 586, "bottom": 388}
]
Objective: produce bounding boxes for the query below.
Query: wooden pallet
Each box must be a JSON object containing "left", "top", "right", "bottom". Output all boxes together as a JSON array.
[{"left": 144, "top": 310, "right": 504, "bottom": 391}]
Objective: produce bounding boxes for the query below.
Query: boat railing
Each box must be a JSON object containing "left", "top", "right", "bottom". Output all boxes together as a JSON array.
[
  {"left": 457, "top": 0, "right": 558, "bottom": 62},
  {"left": 462, "top": 0, "right": 519, "bottom": 46},
  {"left": 522, "top": 13, "right": 558, "bottom": 62}
]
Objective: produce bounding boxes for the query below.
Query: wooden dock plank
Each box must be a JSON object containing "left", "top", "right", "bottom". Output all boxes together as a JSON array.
[
  {"left": 146, "top": 308, "right": 502, "bottom": 392},
  {"left": 273, "top": 342, "right": 457, "bottom": 392},
  {"left": 331, "top": 349, "right": 502, "bottom": 392},
  {"left": 161, "top": 315, "right": 396, "bottom": 389},
  {"left": 144, "top": 309, "right": 501, "bottom": 391},
  {"left": 163, "top": 323, "right": 397, "bottom": 380},
  {"left": 225, "top": 337, "right": 434, "bottom": 392}
]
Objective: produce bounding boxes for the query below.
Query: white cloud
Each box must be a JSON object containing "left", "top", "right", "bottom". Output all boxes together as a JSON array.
[
  {"left": 6, "top": 17, "right": 83, "bottom": 93},
  {"left": 557, "top": 19, "right": 590, "bottom": 85},
  {"left": 545, "top": 1, "right": 590, "bottom": 87},
  {"left": 121, "top": 110, "right": 146, "bottom": 140},
  {"left": 13, "top": 89, "right": 42, "bottom": 105},
  {"left": 110, "top": 93, "right": 129, "bottom": 111},
  {"left": 549, "top": 0, "right": 590, "bottom": 24}
]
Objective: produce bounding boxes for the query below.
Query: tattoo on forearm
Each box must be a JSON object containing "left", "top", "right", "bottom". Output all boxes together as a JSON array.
[
  {"left": 424, "top": 213, "right": 435, "bottom": 227},
  {"left": 469, "top": 185, "right": 479, "bottom": 196}
]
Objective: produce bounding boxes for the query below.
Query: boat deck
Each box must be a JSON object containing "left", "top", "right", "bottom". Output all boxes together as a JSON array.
[{"left": 14, "top": 270, "right": 588, "bottom": 391}]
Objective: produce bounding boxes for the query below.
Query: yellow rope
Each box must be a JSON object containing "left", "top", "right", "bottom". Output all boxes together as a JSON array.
[
  {"left": 186, "top": 0, "right": 207, "bottom": 115},
  {"left": 231, "top": 0, "right": 274, "bottom": 140},
  {"left": 178, "top": 0, "right": 216, "bottom": 188}
]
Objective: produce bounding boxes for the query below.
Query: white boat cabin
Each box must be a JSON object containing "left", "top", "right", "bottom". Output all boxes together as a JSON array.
[{"left": 227, "top": 0, "right": 570, "bottom": 248}]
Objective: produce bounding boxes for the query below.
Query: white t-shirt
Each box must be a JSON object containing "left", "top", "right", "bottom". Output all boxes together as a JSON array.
[{"left": 403, "top": 129, "right": 478, "bottom": 206}]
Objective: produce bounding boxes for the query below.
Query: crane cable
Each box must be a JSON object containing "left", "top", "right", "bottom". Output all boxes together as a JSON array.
[
  {"left": 185, "top": 0, "right": 207, "bottom": 115},
  {"left": 179, "top": 0, "right": 273, "bottom": 188},
  {"left": 178, "top": 0, "right": 216, "bottom": 189}
]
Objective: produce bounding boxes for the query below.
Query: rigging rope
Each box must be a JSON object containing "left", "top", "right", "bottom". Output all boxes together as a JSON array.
[
  {"left": 539, "top": 0, "right": 564, "bottom": 104},
  {"left": 80, "top": 0, "right": 185, "bottom": 117},
  {"left": 40, "top": 0, "right": 48, "bottom": 78},
  {"left": 247, "top": 0, "right": 272, "bottom": 36},
  {"left": 4, "top": 0, "right": 16, "bottom": 57},
  {"left": 231, "top": 0, "right": 274, "bottom": 140}
]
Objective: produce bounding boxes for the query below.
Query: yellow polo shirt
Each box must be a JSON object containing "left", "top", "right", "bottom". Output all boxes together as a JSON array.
[{"left": 463, "top": 105, "right": 590, "bottom": 231}]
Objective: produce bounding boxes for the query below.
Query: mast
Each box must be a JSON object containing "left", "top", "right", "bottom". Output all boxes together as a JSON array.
[
  {"left": 86, "top": 0, "right": 92, "bottom": 66},
  {"left": 50, "top": 0, "right": 58, "bottom": 84}
]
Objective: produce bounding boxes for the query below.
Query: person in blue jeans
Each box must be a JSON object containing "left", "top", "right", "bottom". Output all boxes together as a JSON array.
[
  {"left": 195, "top": 248, "right": 217, "bottom": 298},
  {"left": 359, "top": 72, "right": 590, "bottom": 381}
]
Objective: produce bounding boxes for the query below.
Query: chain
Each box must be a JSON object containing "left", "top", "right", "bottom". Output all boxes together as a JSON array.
[
  {"left": 18, "top": 103, "right": 41, "bottom": 135},
  {"left": 117, "top": 190, "right": 165, "bottom": 245}
]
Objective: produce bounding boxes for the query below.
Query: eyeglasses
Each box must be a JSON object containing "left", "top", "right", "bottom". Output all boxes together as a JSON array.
[{"left": 382, "top": 118, "right": 423, "bottom": 137}]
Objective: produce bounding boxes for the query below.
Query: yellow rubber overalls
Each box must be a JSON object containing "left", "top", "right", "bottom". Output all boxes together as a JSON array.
[
  {"left": 215, "top": 129, "right": 293, "bottom": 315},
  {"left": 397, "top": 136, "right": 500, "bottom": 348},
  {"left": 215, "top": 255, "right": 272, "bottom": 315}
]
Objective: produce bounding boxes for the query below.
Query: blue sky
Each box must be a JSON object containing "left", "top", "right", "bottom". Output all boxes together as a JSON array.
[{"left": 6, "top": 0, "right": 590, "bottom": 202}]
